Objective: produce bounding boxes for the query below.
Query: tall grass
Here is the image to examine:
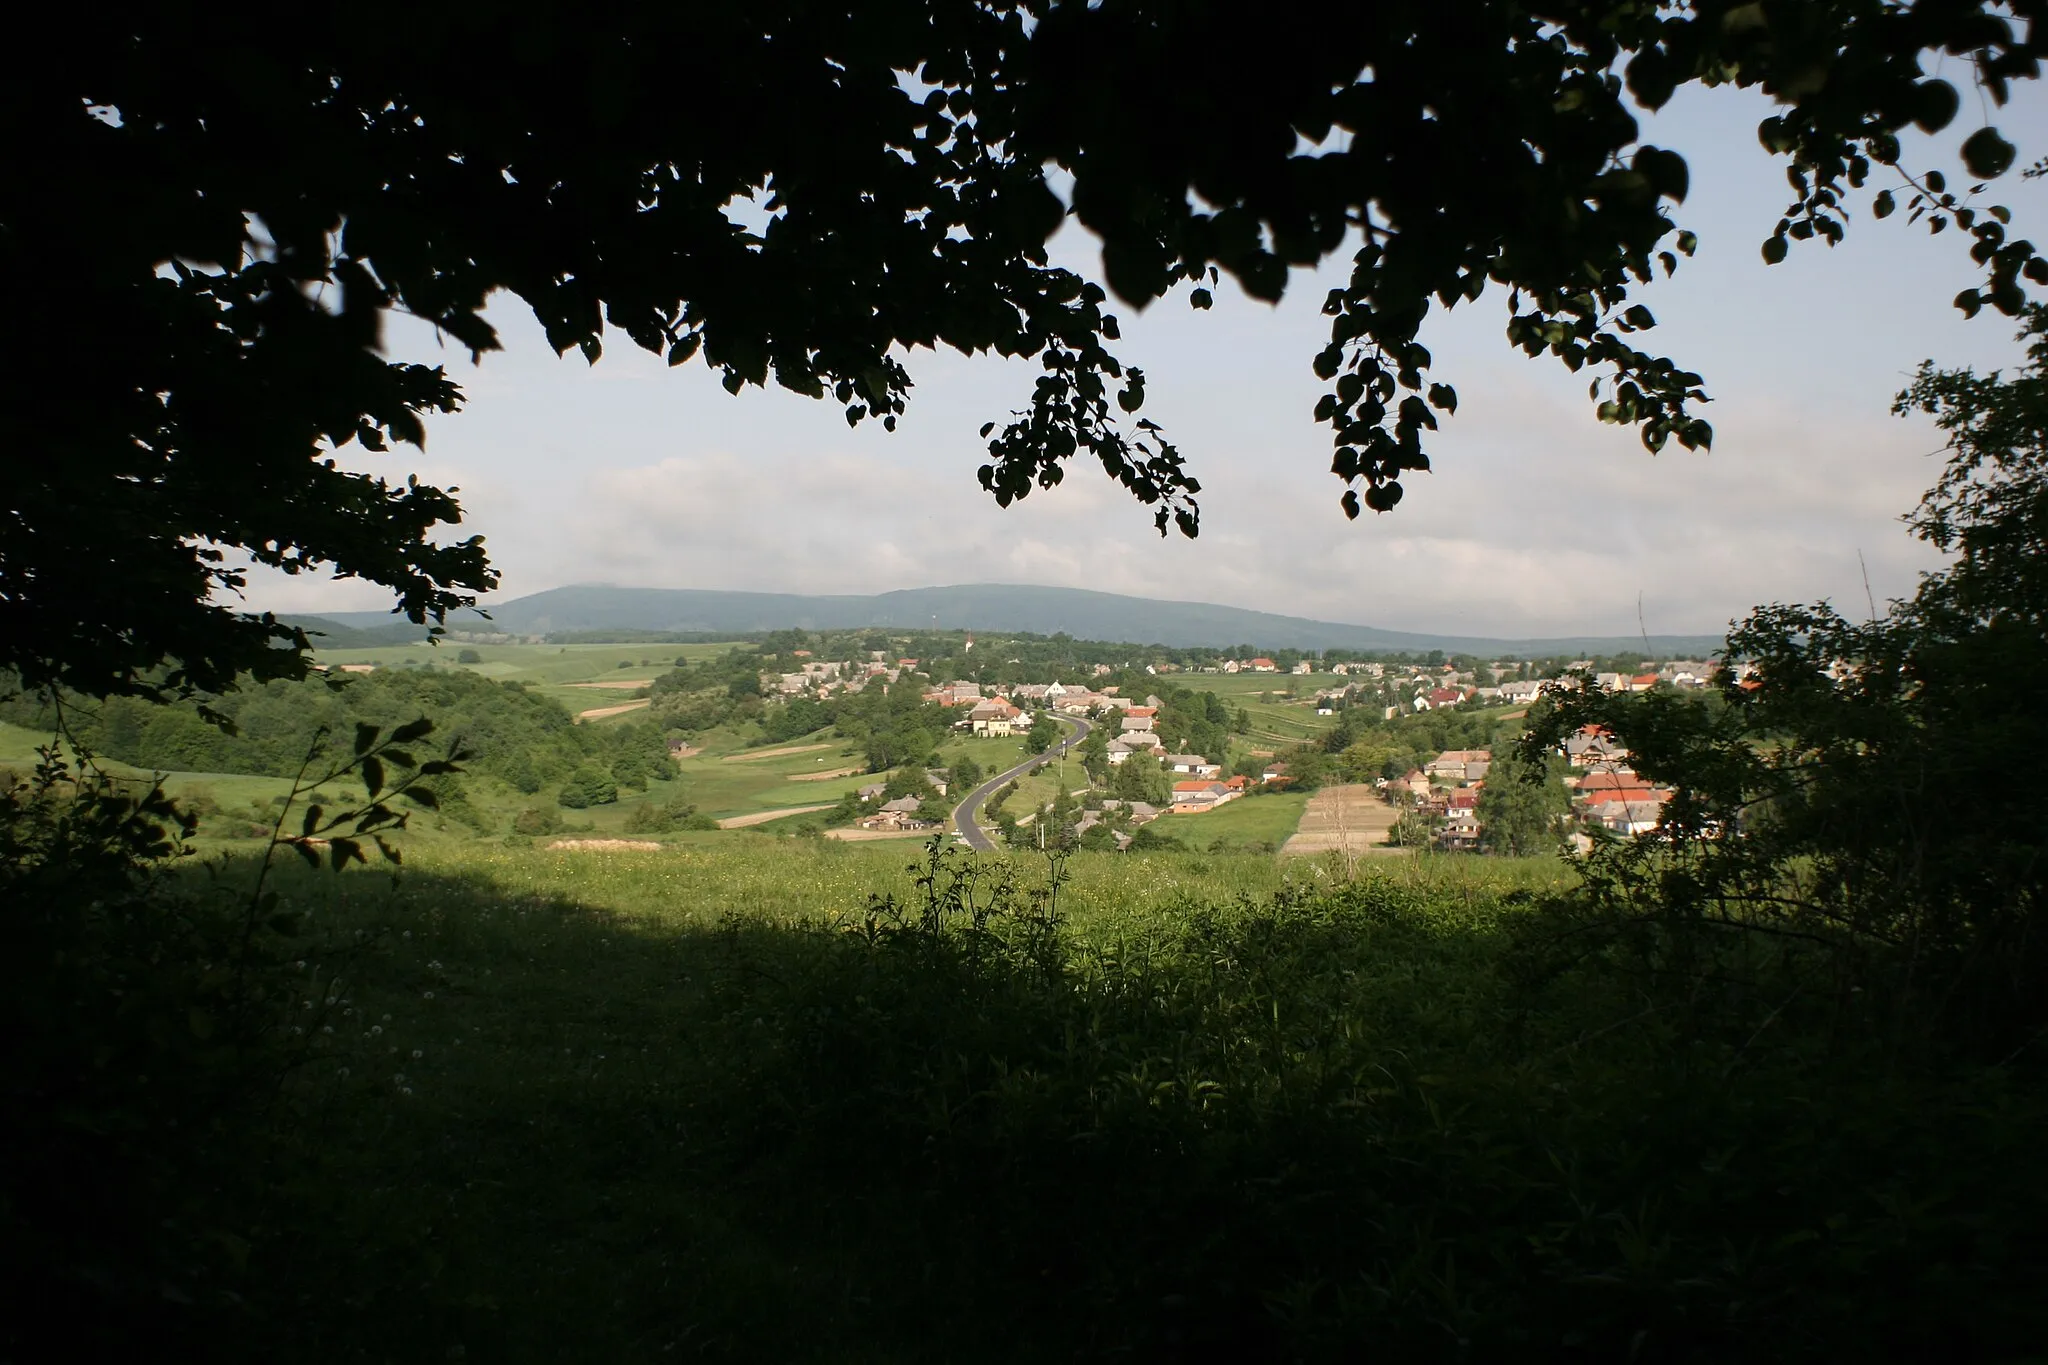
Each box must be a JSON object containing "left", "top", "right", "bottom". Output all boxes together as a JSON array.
[{"left": 143, "top": 839, "right": 2045, "bottom": 1362}]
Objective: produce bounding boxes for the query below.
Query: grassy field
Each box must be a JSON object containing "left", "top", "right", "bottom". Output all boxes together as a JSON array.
[
  {"left": 74, "top": 830, "right": 2031, "bottom": 1362},
  {"left": 307, "top": 640, "right": 744, "bottom": 716},
  {"left": 1147, "top": 789, "right": 1311, "bottom": 850},
  {"left": 1199, "top": 673, "right": 1346, "bottom": 748}
]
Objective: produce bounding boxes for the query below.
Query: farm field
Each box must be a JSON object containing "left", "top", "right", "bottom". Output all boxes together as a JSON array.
[
  {"left": 1197, "top": 673, "right": 1345, "bottom": 746},
  {"left": 307, "top": 640, "right": 743, "bottom": 716},
  {"left": 1146, "top": 789, "right": 1312, "bottom": 851}
]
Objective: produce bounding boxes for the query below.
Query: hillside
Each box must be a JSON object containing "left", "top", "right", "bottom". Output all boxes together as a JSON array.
[{"left": 318, "top": 583, "right": 1724, "bottom": 656}]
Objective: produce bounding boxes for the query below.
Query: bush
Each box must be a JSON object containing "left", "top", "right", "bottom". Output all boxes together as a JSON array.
[
  {"left": 512, "top": 807, "right": 562, "bottom": 836},
  {"left": 557, "top": 766, "right": 618, "bottom": 809},
  {"left": 456, "top": 648, "right": 482, "bottom": 664},
  {"left": 1, "top": 760, "right": 313, "bottom": 1354}
]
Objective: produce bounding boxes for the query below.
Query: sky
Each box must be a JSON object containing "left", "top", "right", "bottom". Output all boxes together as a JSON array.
[{"left": 242, "top": 78, "right": 2048, "bottom": 640}]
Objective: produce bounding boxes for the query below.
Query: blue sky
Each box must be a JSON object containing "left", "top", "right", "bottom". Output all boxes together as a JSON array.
[{"left": 248, "top": 78, "right": 2048, "bottom": 639}]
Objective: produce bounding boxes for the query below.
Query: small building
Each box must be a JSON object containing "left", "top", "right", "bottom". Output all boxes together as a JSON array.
[{"left": 965, "top": 697, "right": 1021, "bottom": 736}]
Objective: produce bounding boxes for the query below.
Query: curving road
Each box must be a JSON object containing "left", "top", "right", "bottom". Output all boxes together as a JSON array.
[{"left": 951, "top": 713, "right": 1091, "bottom": 851}]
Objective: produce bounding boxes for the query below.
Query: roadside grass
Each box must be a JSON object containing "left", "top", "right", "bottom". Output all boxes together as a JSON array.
[{"left": 171, "top": 837, "right": 2048, "bottom": 1362}]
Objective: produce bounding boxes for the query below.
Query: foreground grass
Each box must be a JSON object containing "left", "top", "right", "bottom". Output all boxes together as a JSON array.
[{"left": 120, "top": 839, "right": 2027, "bottom": 1363}]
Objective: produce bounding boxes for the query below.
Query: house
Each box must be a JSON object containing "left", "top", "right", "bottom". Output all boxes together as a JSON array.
[
  {"left": 1220, "top": 659, "right": 1242, "bottom": 674},
  {"left": 1426, "top": 749, "right": 1492, "bottom": 783},
  {"left": 1628, "top": 673, "right": 1659, "bottom": 692},
  {"left": 1446, "top": 789, "right": 1481, "bottom": 820},
  {"left": 1396, "top": 768, "right": 1431, "bottom": 799},
  {"left": 857, "top": 782, "right": 887, "bottom": 801},
  {"left": 968, "top": 698, "right": 1021, "bottom": 737},
  {"left": 923, "top": 770, "right": 950, "bottom": 798},
  {"left": 1261, "top": 761, "right": 1290, "bottom": 785},
  {"left": 1102, "top": 798, "right": 1162, "bottom": 824},
  {"left": 860, "top": 795, "right": 937, "bottom": 831},
  {"left": 1585, "top": 797, "right": 1665, "bottom": 836},
  {"left": 1574, "top": 770, "right": 1651, "bottom": 797},
  {"left": 1426, "top": 687, "right": 1466, "bottom": 708},
  {"left": 1564, "top": 727, "right": 1629, "bottom": 767},
  {"left": 1291, "top": 660, "right": 1313, "bottom": 675},
  {"left": 1164, "top": 754, "right": 1222, "bottom": 778},
  {"left": 1498, "top": 679, "right": 1546, "bottom": 702},
  {"left": 1437, "top": 813, "right": 1483, "bottom": 851},
  {"left": 1249, "top": 657, "right": 1278, "bottom": 672},
  {"left": 1104, "top": 738, "right": 1137, "bottom": 765},
  {"left": 1170, "top": 780, "right": 1234, "bottom": 812},
  {"left": 1120, "top": 713, "right": 1156, "bottom": 735},
  {"left": 1123, "top": 729, "right": 1165, "bottom": 751}
]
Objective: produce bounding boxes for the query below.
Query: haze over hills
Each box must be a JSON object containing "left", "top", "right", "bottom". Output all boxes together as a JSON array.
[{"left": 310, "top": 584, "right": 1725, "bottom": 657}]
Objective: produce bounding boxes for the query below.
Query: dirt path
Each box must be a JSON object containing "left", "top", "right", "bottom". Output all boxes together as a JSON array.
[
  {"left": 546, "top": 839, "right": 663, "bottom": 851},
  {"left": 714, "top": 804, "right": 834, "bottom": 829},
  {"left": 1281, "top": 784, "right": 1399, "bottom": 857},
  {"left": 564, "top": 678, "right": 656, "bottom": 690},
  {"left": 720, "top": 743, "right": 836, "bottom": 763},
  {"left": 577, "top": 699, "right": 651, "bottom": 720},
  {"left": 788, "top": 766, "right": 863, "bottom": 782}
]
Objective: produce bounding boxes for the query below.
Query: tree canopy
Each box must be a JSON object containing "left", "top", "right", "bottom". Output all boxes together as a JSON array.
[{"left": 8, "top": 1, "right": 2043, "bottom": 700}]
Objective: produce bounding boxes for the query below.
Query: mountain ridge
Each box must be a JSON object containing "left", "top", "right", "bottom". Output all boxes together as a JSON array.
[
  {"left": 312, "top": 583, "right": 1725, "bottom": 657},
  {"left": 315, "top": 581, "right": 1728, "bottom": 654}
]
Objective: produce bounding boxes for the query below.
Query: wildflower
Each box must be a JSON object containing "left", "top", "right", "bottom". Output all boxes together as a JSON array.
[
  {"left": 423, "top": 991, "right": 436, "bottom": 1001},
  {"left": 370, "top": 1025, "right": 383, "bottom": 1036},
  {"left": 411, "top": 1049, "right": 423, "bottom": 1060}
]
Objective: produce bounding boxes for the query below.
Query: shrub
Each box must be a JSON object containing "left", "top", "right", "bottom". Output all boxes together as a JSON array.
[
  {"left": 512, "top": 807, "right": 562, "bottom": 836},
  {"left": 557, "top": 766, "right": 618, "bottom": 809},
  {"left": 0, "top": 757, "right": 325, "bottom": 1354}
]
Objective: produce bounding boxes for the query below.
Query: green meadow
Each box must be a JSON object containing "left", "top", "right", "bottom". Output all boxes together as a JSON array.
[
  {"left": 1198, "top": 672, "right": 1346, "bottom": 748},
  {"left": 1148, "top": 788, "right": 1312, "bottom": 850},
  {"left": 81, "top": 832, "right": 2031, "bottom": 1362}
]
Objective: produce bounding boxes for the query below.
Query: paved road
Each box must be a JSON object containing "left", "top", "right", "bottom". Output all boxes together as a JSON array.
[{"left": 951, "top": 714, "right": 1091, "bottom": 851}]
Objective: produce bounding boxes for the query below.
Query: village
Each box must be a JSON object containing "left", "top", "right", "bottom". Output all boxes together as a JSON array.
[{"left": 769, "top": 641, "right": 1708, "bottom": 851}]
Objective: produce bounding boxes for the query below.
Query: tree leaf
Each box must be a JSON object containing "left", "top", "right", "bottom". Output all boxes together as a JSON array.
[{"left": 1961, "top": 127, "right": 2016, "bottom": 180}]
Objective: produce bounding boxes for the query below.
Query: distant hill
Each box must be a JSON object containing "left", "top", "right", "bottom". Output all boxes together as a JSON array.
[
  {"left": 280, "top": 614, "right": 435, "bottom": 649},
  {"left": 316, "top": 584, "right": 1724, "bottom": 657}
]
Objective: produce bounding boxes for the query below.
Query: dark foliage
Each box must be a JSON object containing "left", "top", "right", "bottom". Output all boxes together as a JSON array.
[
  {"left": 1525, "top": 307, "right": 2048, "bottom": 1050},
  {"left": 10, "top": 2, "right": 2040, "bottom": 699}
]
